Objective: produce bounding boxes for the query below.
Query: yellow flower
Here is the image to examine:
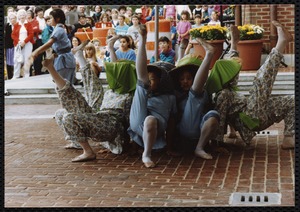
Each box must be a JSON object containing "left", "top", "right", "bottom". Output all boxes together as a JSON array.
[
  {"left": 189, "top": 25, "right": 228, "bottom": 40},
  {"left": 238, "top": 24, "right": 264, "bottom": 40}
]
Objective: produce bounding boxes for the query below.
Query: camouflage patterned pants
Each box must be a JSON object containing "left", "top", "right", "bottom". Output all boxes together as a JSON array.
[
  {"left": 55, "top": 64, "right": 125, "bottom": 152},
  {"left": 215, "top": 48, "right": 295, "bottom": 144}
]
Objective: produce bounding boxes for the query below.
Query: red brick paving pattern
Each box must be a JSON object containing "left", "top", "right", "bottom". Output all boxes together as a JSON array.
[{"left": 4, "top": 117, "right": 294, "bottom": 207}]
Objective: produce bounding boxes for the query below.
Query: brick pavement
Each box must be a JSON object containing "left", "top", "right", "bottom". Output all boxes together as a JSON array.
[{"left": 4, "top": 104, "right": 295, "bottom": 207}]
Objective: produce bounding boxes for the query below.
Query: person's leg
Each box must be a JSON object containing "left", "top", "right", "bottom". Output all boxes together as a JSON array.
[
  {"left": 177, "top": 39, "right": 188, "bottom": 61},
  {"left": 142, "top": 116, "right": 157, "bottom": 168},
  {"left": 228, "top": 125, "right": 237, "bottom": 138},
  {"left": 63, "top": 110, "right": 124, "bottom": 162},
  {"left": 33, "top": 39, "right": 44, "bottom": 76},
  {"left": 256, "top": 95, "right": 295, "bottom": 149},
  {"left": 246, "top": 21, "right": 293, "bottom": 120},
  {"left": 22, "top": 42, "right": 33, "bottom": 78},
  {"left": 195, "top": 118, "right": 219, "bottom": 159},
  {"left": 7, "top": 65, "right": 14, "bottom": 80},
  {"left": 44, "top": 54, "right": 96, "bottom": 154}
]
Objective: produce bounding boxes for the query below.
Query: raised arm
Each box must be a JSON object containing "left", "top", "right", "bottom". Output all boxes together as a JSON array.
[
  {"left": 135, "top": 25, "right": 149, "bottom": 84},
  {"left": 191, "top": 38, "right": 215, "bottom": 94},
  {"left": 107, "top": 35, "right": 119, "bottom": 62}
]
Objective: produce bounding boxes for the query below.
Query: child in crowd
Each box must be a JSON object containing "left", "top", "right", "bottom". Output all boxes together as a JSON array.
[
  {"left": 83, "top": 43, "right": 102, "bottom": 77},
  {"left": 41, "top": 16, "right": 54, "bottom": 44},
  {"left": 167, "top": 16, "right": 177, "bottom": 51},
  {"left": 150, "top": 36, "right": 176, "bottom": 65},
  {"left": 107, "top": 28, "right": 120, "bottom": 49},
  {"left": 163, "top": 5, "right": 176, "bottom": 20},
  {"left": 110, "top": 8, "right": 119, "bottom": 28},
  {"left": 108, "top": 35, "right": 136, "bottom": 62},
  {"left": 208, "top": 11, "right": 221, "bottom": 26},
  {"left": 176, "top": 10, "right": 192, "bottom": 61},
  {"left": 127, "top": 15, "right": 140, "bottom": 47},
  {"left": 92, "top": 5, "right": 103, "bottom": 23},
  {"left": 184, "top": 14, "right": 202, "bottom": 55},
  {"left": 99, "top": 13, "right": 111, "bottom": 28},
  {"left": 31, "top": 8, "right": 76, "bottom": 84},
  {"left": 201, "top": 5, "right": 210, "bottom": 25},
  {"left": 115, "top": 14, "right": 129, "bottom": 35},
  {"left": 127, "top": 25, "right": 177, "bottom": 168}
]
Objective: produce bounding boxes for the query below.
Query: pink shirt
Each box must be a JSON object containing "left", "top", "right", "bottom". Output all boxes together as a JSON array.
[
  {"left": 164, "top": 5, "right": 176, "bottom": 19},
  {"left": 177, "top": 21, "right": 191, "bottom": 41}
]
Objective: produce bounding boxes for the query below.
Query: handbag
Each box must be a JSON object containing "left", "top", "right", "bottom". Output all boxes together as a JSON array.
[{"left": 14, "top": 44, "right": 23, "bottom": 64}]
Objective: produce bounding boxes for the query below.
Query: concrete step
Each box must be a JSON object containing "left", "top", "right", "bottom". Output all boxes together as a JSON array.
[
  {"left": 5, "top": 72, "right": 294, "bottom": 104},
  {"left": 5, "top": 94, "right": 60, "bottom": 105},
  {"left": 237, "top": 81, "right": 294, "bottom": 91}
]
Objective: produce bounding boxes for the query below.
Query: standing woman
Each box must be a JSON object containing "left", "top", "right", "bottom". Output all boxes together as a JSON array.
[
  {"left": 11, "top": 9, "right": 35, "bottom": 79},
  {"left": 5, "top": 12, "right": 17, "bottom": 80},
  {"left": 30, "top": 8, "right": 76, "bottom": 84}
]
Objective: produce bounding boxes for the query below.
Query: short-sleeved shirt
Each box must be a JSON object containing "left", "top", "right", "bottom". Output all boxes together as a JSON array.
[
  {"left": 115, "top": 49, "right": 136, "bottom": 61},
  {"left": 127, "top": 25, "right": 139, "bottom": 42},
  {"left": 177, "top": 89, "right": 212, "bottom": 139},
  {"left": 164, "top": 5, "right": 176, "bottom": 19},
  {"left": 177, "top": 21, "right": 191, "bottom": 42},
  {"left": 51, "top": 24, "right": 76, "bottom": 71},
  {"left": 150, "top": 49, "right": 176, "bottom": 65},
  {"left": 115, "top": 24, "right": 129, "bottom": 35},
  {"left": 127, "top": 82, "right": 177, "bottom": 149}
]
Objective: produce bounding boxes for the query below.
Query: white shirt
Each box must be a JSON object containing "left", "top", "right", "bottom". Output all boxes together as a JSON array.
[
  {"left": 36, "top": 16, "right": 46, "bottom": 39},
  {"left": 18, "top": 20, "right": 28, "bottom": 42}
]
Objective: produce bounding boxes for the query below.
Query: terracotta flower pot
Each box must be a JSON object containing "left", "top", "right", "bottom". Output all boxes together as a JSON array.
[
  {"left": 237, "top": 39, "right": 264, "bottom": 70},
  {"left": 191, "top": 39, "right": 224, "bottom": 69}
]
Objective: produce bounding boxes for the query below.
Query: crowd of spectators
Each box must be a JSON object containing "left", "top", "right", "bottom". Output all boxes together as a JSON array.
[{"left": 4, "top": 5, "right": 235, "bottom": 80}]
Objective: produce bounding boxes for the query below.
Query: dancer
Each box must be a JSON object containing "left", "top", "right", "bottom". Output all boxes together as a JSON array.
[
  {"left": 212, "top": 21, "right": 294, "bottom": 149},
  {"left": 31, "top": 8, "right": 76, "bottom": 84},
  {"left": 127, "top": 25, "right": 177, "bottom": 168}
]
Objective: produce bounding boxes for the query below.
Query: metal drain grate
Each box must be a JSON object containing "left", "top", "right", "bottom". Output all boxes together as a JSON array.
[
  {"left": 256, "top": 130, "right": 280, "bottom": 136},
  {"left": 229, "top": 192, "right": 281, "bottom": 206}
]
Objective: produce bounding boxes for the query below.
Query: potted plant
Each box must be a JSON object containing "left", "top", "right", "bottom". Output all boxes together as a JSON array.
[
  {"left": 236, "top": 24, "right": 265, "bottom": 70},
  {"left": 189, "top": 25, "right": 228, "bottom": 68}
]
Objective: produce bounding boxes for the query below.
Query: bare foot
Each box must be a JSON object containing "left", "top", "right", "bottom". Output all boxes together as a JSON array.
[
  {"left": 195, "top": 37, "right": 215, "bottom": 54},
  {"left": 72, "top": 153, "right": 96, "bottom": 162},
  {"left": 230, "top": 25, "right": 240, "bottom": 43},
  {"left": 142, "top": 156, "right": 155, "bottom": 168},
  {"left": 72, "top": 39, "right": 90, "bottom": 55},
  {"left": 272, "top": 20, "right": 293, "bottom": 42},
  {"left": 194, "top": 149, "right": 213, "bottom": 159},
  {"left": 138, "top": 24, "right": 147, "bottom": 36},
  {"left": 281, "top": 135, "right": 294, "bottom": 150}
]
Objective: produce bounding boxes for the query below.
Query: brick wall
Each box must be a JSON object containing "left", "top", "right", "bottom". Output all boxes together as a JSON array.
[{"left": 242, "top": 4, "right": 294, "bottom": 54}]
